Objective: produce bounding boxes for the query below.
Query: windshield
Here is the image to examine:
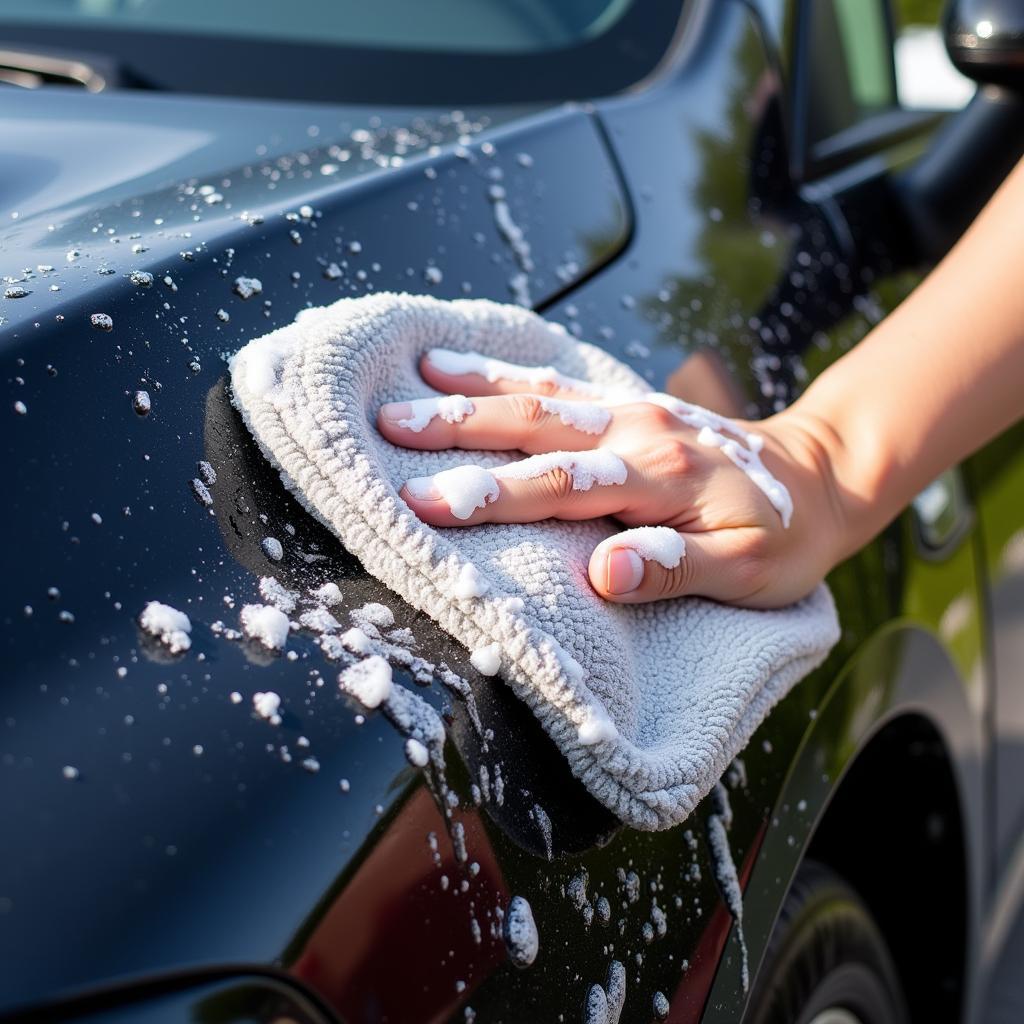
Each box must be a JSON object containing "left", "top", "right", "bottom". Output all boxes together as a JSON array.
[
  {"left": 0, "top": 0, "right": 686, "bottom": 104},
  {"left": 0, "top": 0, "right": 636, "bottom": 53}
]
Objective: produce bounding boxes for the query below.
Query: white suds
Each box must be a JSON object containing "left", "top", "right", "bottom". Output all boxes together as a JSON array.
[
  {"left": 606, "top": 961, "right": 627, "bottom": 1022},
  {"left": 707, "top": 782, "right": 750, "bottom": 992},
  {"left": 606, "top": 526, "right": 685, "bottom": 569},
  {"left": 470, "top": 642, "right": 501, "bottom": 676},
  {"left": 503, "top": 895, "right": 539, "bottom": 968},
  {"left": 339, "top": 655, "right": 393, "bottom": 709},
  {"left": 229, "top": 331, "right": 296, "bottom": 399},
  {"left": 385, "top": 683, "right": 446, "bottom": 748},
  {"left": 425, "top": 348, "right": 604, "bottom": 397},
  {"left": 139, "top": 601, "right": 192, "bottom": 653},
  {"left": 531, "top": 803, "right": 553, "bottom": 861},
  {"left": 299, "top": 607, "right": 341, "bottom": 633},
  {"left": 493, "top": 450, "right": 627, "bottom": 491},
  {"left": 396, "top": 394, "right": 475, "bottom": 432},
  {"left": 233, "top": 275, "right": 262, "bottom": 299},
  {"left": 350, "top": 602, "right": 395, "bottom": 630},
  {"left": 577, "top": 703, "right": 619, "bottom": 746},
  {"left": 259, "top": 576, "right": 299, "bottom": 613},
  {"left": 583, "top": 984, "right": 609, "bottom": 1024},
  {"left": 490, "top": 185, "right": 534, "bottom": 275},
  {"left": 261, "top": 537, "right": 284, "bottom": 561},
  {"left": 646, "top": 393, "right": 793, "bottom": 527},
  {"left": 239, "top": 603, "right": 290, "bottom": 650},
  {"left": 408, "top": 465, "right": 499, "bottom": 520},
  {"left": 405, "top": 737, "right": 430, "bottom": 767},
  {"left": 653, "top": 991, "right": 670, "bottom": 1020},
  {"left": 311, "top": 582, "right": 343, "bottom": 606},
  {"left": 454, "top": 563, "right": 490, "bottom": 600},
  {"left": 538, "top": 397, "right": 611, "bottom": 435},
  {"left": 252, "top": 690, "right": 281, "bottom": 722},
  {"left": 340, "top": 626, "right": 373, "bottom": 654}
]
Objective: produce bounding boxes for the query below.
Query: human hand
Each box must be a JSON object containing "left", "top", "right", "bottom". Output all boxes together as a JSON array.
[{"left": 377, "top": 350, "right": 847, "bottom": 608}]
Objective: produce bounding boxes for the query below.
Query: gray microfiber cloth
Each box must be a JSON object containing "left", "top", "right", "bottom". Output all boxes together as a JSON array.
[{"left": 229, "top": 292, "right": 839, "bottom": 830}]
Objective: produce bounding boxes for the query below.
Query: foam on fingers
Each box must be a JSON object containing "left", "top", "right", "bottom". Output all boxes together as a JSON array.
[
  {"left": 602, "top": 526, "right": 686, "bottom": 569},
  {"left": 424, "top": 347, "right": 605, "bottom": 397},
  {"left": 385, "top": 394, "right": 475, "bottom": 432},
  {"left": 406, "top": 464, "right": 500, "bottom": 520}
]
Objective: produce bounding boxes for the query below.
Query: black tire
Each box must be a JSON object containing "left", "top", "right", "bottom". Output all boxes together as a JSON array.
[{"left": 745, "top": 860, "right": 909, "bottom": 1024}]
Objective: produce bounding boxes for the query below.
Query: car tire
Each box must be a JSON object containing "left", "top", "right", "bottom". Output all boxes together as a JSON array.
[{"left": 745, "top": 859, "right": 908, "bottom": 1024}]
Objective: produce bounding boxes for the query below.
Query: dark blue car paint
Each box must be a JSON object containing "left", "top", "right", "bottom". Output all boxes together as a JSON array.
[{"left": 0, "top": 0, "right": 1020, "bottom": 1021}]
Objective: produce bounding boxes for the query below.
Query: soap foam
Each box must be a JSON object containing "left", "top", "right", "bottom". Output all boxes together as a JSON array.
[
  {"left": 239, "top": 603, "right": 290, "bottom": 650},
  {"left": 493, "top": 450, "right": 627, "bottom": 492},
  {"left": 396, "top": 394, "right": 475, "bottom": 432},
  {"left": 138, "top": 601, "right": 192, "bottom": 653},
  {"left": 607, "top": 526, "right": 685, "bottom": 569},
  {"left": 252, "top": 690, "right": 281, "bottom": 721},
  {"left": 503, "top": 895, "right": 540, "bottom": 968},
  {"left": 405, "top": 737, "right": 430, "bottom": 767},
  {"left": 470, "top": 642, "right": 501, "bottom": 676},
  {"left": 311, "top": 581, "right": 343, "bottom": 606},
  {"left": 577, "top": 702, "right": 619, "bottom": 745},
  {"left": 408, "top": 464, "right": 499, "bottom": 520},
  {"left": 454, "top": 562, "right": 490, "bottom": 600},
  {"left": 538, "top": 396, "right": 611, "bottom": 435},
  {"left": 426, "top": 347, "right": 604, "bottom": 397},
  {"left": 339, "top": 654, "right": 393, "bottom": 709},
  {"left": 646, "top": 393, "right": 793, "bottom": 527}
]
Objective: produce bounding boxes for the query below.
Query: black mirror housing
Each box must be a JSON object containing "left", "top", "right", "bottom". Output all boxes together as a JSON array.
[{"left": 944, "top": 0, "right": 1024, "bottom": 87}]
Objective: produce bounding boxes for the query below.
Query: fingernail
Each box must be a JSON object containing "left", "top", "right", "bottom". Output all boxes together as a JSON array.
[
  {"left": 406, "top": 475, "right": 442, "bottom": 500},
  {"left": 606, "top": 548, "right": 644, "bottom": 594},
  {"left": 380, "top": 402, "right": 412, "bottom": 425}
]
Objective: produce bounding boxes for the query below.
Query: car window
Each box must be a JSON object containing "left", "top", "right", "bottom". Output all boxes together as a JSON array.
[
  {"left": 892, "top": 0, "right": 976, "bottom": 109},
  {"left": 0, "top": 0, "right": 634, "bottom": 54},
  {"left": 805, "top": 0, "right": 897, "bottom": 146}
]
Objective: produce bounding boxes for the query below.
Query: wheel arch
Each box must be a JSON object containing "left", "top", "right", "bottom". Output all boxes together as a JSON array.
[{"left": 701, "top": 622, "right": 986, "bottom": 1023}]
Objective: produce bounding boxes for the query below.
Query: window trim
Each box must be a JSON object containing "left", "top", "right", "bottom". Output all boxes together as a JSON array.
[{"left": 791, "top": 0, "right": 933, "bottom": 182}]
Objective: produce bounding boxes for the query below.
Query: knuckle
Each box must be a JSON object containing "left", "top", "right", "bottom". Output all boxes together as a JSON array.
[
  {"left": 532, "top": 379, "right": 562, "bottom": 398},
  {"left": 647, "top": 437, "right": 691, "bottom": 478},
  {"left": 510, "top": 393, "right": 547, "bottom": 429},
  {"left": 641, "top": 401, "right": 680, "bottom": 432},
  {"left": 730, "top": 536, "right": 772, "bottom": 593},
  {"left": 535, "top": 467, "right": 575, "bottom": 504},
  {"left": 653, "top": 559, "right": 694, "bottom": 599},
  {"left": 734, "top": 554, "right": 769, "bottom": 593}
]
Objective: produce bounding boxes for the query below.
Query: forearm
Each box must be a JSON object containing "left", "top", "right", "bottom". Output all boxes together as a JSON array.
[{"left": 788, "top": 156, "right": 1024, "bottom": 560}]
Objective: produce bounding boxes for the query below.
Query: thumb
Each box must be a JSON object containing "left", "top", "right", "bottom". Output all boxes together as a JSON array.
[{"left": 588, "top": 526, "right": 766, "bottom": 605}]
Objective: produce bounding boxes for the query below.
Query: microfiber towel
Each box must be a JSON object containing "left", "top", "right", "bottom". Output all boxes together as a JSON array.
[{"left": 229, "top": 292, "right": 840, "bottom": 830}]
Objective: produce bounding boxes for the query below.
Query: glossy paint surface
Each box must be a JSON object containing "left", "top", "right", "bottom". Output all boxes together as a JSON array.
[{"left": 0, "top": 1, "right": 1016, "bottom": 1022}]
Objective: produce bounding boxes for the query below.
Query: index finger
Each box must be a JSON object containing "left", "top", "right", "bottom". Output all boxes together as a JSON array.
[{"left": 420, "top": 347, "right": 603, "bottom": 401}]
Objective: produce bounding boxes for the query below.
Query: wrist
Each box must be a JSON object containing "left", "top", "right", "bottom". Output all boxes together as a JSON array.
[{"left": 755, "top": 403, "right": 879, "bottom": 568}]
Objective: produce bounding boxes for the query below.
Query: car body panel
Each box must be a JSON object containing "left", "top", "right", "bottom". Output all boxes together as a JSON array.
[{"left": 0, "top": 1, "right": 1018, "bottom": 1022}]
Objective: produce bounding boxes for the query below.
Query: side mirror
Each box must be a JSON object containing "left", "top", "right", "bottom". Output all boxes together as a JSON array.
[{"left": 944, "top": 0, "right": 1024, "bottom": 87}]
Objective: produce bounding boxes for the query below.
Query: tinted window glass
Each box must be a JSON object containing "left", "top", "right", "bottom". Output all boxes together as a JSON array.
[
  {"left": 0, "top": 0, "right": 634, "bottom": 54},
  {"left": 806, "top": 0, "right": 897, "bottom": 144}
]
